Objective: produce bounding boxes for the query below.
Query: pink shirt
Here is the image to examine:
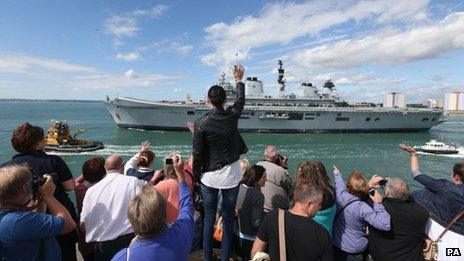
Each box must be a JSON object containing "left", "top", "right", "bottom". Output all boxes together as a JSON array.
[{"left": 155, "top": 176, "right": 193, "bottom": 223}]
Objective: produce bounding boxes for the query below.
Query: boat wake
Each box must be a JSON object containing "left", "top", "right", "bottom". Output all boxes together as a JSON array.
[
  {"left": 47, "top": 144, "right": 192, "bottom": 157},
  {"left": 417, "top": 146, "right": 464, "bottom": 158}
]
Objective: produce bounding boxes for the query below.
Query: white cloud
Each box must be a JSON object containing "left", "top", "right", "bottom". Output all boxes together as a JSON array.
[
  {"left": 116, "top": 52, "right": 140, "bottom": 61},
  {"left": 0, "top": 54, "right": 95, "bottom": 75},
  {"left": 334, "top": 73, "right": 406, "bottom": 85},
  {"left": 292, "top": 12, "right": 464, "bottom": 69},
  {"left": 201, "top": 0, "right": 430, "bottom": 66},
  {"left": 125, "top": 69, "right": 137, "bottom": 78},
  {"left": 141, "top": 40, "right": 193, "bottom": 55},
  {"left": 430, "top": 74, "right": 446, "bottom": 82},
  {"left": 68, "top": 70, "right": 181, "bottom": 90},
  {"left": 104, "top": 5, "right": 168, "bottom": 40}
]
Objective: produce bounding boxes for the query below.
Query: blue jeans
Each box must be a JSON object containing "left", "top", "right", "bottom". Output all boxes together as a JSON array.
[{"left": 201, "top": 184, "right": 239, "bottom": 261}]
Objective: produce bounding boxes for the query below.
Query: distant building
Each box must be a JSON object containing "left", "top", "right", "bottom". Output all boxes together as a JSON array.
[
  {"left": 427, "top": 99, "right": 437, "bottom": 109},
  {"left": 444, "top": 92, "right": 464, "bottom": 111},
  {"left": 383, "top": 92, "right": 406, "bottom": 108},
  {"left": 436, "top": 99, "right": 444, "bottom": 109}
]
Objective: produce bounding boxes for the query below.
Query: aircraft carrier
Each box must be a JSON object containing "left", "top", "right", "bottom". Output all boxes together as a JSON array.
[{"left": 104, "top": 61, "right": 444, "bottom": 133}]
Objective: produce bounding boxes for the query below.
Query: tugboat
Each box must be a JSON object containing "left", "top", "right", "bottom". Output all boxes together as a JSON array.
[
  {"left": 414, "top": 140, "right": 459, "bottom": 154},
  {"left": 44, "top": 121, "right": 104, "bottom": 153}
]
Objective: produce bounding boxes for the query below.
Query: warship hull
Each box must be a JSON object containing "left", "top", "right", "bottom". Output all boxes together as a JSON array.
[{"left": 104, "top": 97, "right": 444, "bottom": 133}]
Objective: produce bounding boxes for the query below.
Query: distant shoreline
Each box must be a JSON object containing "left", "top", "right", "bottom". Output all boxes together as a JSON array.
[{"left": 0, "top": 98, "right": 101, "bottom": 102}]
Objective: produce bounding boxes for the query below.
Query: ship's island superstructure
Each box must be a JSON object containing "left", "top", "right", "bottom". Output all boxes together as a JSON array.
[{"left": 104, "top": 61, "right": 444, "bottom": 133}]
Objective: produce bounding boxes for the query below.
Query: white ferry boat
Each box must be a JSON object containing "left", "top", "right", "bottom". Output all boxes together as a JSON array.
[{"left": 415, "top": 140, "right": 459, "bottom": 154}]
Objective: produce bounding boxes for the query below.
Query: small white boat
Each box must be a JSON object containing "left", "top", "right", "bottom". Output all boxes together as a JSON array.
[{"left": 414, "top": 140, "right": 459, "bottom": 154}]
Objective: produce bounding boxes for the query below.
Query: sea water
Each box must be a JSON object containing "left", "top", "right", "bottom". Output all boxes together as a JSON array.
[{"left": 1, "top": 100, "right": 463, "bottom": 202}]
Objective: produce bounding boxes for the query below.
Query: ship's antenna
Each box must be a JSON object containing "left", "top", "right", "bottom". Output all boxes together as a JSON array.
[{"left": 277, "top": 60, "right": 286, "bottom": 97}]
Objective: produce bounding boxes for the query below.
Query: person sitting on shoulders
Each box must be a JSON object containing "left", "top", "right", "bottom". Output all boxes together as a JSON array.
[
  {"left": 74, "top": 157, "right": 106, "bottom": 261},
  {"left": 294, "top": 161, "right": 336, "bottom": 235},
  {"left": 112, "top": 154, "right": 195, "bottom": 261},
  {"left": 251, "top": 183, "right": 333, "bottom": 261},
  {"left": 236, "top": 165, "right": 266, "bottom": 261},
  {"left": 257, "top": 145, "right": 292, "bottom": 212},
  {"left": 400, "top": 144, "right": 464, "bottom": 260},
  {"left": 193, "top": 65, "right": 247, "bottom": 261},
  {"left": 0, "top": 165, "right": 76, "bottom": 261},
  {"left": 367, "top": 176, "right": 429, "bottom": 261},
  {"left": 124, "top": 141, "right": 156, "bottom": 182},
  {"left": 332, "top": 167, "right": 390, "bottom": 261}
]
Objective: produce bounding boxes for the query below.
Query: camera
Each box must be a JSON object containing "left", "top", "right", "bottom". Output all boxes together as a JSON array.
[
  {"left": 276, "top": 154, "right": 288, "bottom": 169},
  {"left": 165, "top": 158, "right": 173, "bottom": 165},
  {"left": 30, "top": 170, "right": 59, "bottom": 198},
  {"left": 378, "top": 179, "right": 388, "bottom": 187},
  {"left": 369, "top": 188, "right": 377, "bottom": 197}
]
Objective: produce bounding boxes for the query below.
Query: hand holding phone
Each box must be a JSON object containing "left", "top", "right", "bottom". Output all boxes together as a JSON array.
[
  {"left": 165, "top": 158, "right": 173, "bottom": 165},
  {"left": 172, "top": 154, "right": 185, "bottom": 181},
  {"left": 369, "top": 188, "right": 383, "bottom": 203}
]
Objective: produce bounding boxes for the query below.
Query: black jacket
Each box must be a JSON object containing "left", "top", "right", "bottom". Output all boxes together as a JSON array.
[
  {"left": 368, "top": 197, "right": 429, "bottom": 261},
  {"left": 192, "top": 82, "right": 248, "bottom": 181}
]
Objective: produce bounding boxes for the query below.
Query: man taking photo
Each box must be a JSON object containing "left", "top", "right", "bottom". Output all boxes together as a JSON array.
[{"left": 0, "top": 165, "right": 76, "bottom": 261}]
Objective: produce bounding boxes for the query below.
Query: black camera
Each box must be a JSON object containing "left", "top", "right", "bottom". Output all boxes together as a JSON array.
[
  {"left": 378, "top": 179, "right": 388, "bottom": 187},
  {"left": 276, "top": 154, "right": 288, "bottom": 169},
  {"left": 30, "top": 169, "right": 59, "bottom": 198}
]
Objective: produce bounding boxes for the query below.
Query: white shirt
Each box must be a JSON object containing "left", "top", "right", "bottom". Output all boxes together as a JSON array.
[
  {"left": 201, "top": 160, "right": 242, "bottom": 189},
  {"left": 426, "top": 218, "right": 464, "bottom": 261},
  {"left": 80, "top": 171, "right": 145, "bottom": 242}
]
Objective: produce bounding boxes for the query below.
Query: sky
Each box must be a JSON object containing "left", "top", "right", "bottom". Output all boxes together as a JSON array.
[{"left": 0, "top": 0, "right": 463, "bottom": 103}]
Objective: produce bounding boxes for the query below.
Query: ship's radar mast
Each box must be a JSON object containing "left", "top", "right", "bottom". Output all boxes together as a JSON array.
[
  {"left": 277, "top": 60, "right": 286, "bottom": 97},
  {"left": 218, "top": 72, "right": 236, "bottom": 98},
  {"left": 219, "top": 72, "right": 226, "bottom": 86},
  {"left": 323, "top": 78, "right": 335, "bottom": 92}
]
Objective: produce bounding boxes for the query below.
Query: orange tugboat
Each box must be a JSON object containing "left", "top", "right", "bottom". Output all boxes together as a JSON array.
[{"left": 44, "top": 120, "right": 104, "bottom": 152}]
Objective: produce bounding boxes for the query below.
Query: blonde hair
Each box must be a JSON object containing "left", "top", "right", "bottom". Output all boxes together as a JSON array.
[
  {"left": 347, "top": 171, "right": 369, "bottom": 197},
  {"left": 240, "top": 158, "right": 250, "bottom": 174},
  {"left": 0, "top": 165, "right": 32, "bottom": 202},
  {"left": 127, "top": 185, "right": 166, "bottom": 238}
]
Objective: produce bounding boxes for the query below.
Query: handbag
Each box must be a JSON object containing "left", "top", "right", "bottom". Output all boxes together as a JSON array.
[
  {"left": 251, "top": 209, "right": 287, "bottom": 261},
  {"left": 213, "top": 215, "right": 223, "bottom": 242},
  {"left": 423, "top": 209, "right": 464, "bottom": 261},
  {"left": 278, "top": 209, "right": 287, "bottom": 261},
  {"left": 184, "top": 168, "right": 203, "bottom": 211}
]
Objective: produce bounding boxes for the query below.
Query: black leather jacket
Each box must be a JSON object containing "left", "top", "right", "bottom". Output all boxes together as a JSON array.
[{"left": 193, "top": 82, "right": 248, "bottom": 181}]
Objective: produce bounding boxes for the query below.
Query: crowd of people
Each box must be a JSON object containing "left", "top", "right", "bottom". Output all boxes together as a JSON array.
[{"left": 0, "top": 65, "right": 463, "bottom": 261}]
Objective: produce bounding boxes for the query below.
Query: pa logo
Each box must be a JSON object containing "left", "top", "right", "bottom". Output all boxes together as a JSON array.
[{"left": 446, "top": 248, "right": 462, "bottom": 256}]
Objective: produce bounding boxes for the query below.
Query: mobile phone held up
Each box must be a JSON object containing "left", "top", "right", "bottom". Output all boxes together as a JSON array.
[{"left": 165, "top": 158, "right": 173, "bottom": 165}]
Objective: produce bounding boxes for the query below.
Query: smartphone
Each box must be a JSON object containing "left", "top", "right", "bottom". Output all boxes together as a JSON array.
[
  {"left": 165, "top": 158, "right": 173, "bottom": 165},
  {"left": 369, "top": 188, "right": 376, "bottom": 197},
  {"left": 378, "top": 179, "right": 388, "bottom": 187}
]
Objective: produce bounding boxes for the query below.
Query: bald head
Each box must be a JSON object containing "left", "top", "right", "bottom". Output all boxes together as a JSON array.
[
  {"left": 385, "top": 178, "right": 409, "bottom": 200},
  {"left": 105, "top": 154, "right": 124, "bottom": 173},
  {"left": 264, "top": 145, "right": 278, "bottom": 160}
]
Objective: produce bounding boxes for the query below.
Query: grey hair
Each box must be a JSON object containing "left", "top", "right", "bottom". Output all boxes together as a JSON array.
[
  {"left": 293, "top": 183, "right": 323, "bottom": 204},
  {"left": 385, "top": 178, "right": 409, "bottom": 200},
  {"left": 263, "top": 146, "right": 278, "bottom": 159}
]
